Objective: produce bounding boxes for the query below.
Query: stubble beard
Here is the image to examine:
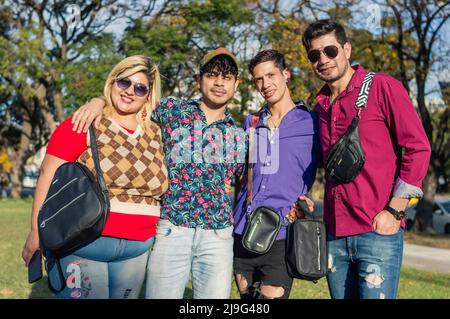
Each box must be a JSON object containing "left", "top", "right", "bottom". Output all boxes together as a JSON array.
[{"left": 315, "top": 62, "right": 349, "bottom": 83}]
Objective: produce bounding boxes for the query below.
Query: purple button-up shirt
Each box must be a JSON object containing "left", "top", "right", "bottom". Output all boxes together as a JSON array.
[{"left": 233, "top": 102, "right": 318, "bottom": 240}]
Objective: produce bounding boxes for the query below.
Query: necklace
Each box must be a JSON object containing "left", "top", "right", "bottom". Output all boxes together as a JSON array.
[
  {"left": 268, "top": 116, "right": 282, "bottom": 129},
  {"left": 267, "top": 116, "right": 281, "bottom": 142}
]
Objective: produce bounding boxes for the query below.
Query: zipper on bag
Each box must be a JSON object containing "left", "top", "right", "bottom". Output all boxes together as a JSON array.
[
  {"left": 247, "top": 214, "right": 262, "bottom": 243},
  {"left": 317, "top": 226, "right": 321, "bottom": 271},
  {"left": 40, "top": 192, "right": 86, "bottom": 228},
  {"left": 40, "top": 177, "right": 79, "bottom": 209}
]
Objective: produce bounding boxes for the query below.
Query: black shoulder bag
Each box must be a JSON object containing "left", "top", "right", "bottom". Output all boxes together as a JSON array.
[
  {"left": 242, "top": 114, "right": 284, "bottom": 254},
  {"left": 285, "top": 200, "right": 327, "bottom": 282},
  {"left": 38, "top": 125, "right": 110, "bottom": 292},
  {"left": 325, "top": 71, "right": 375, "bottom": 183}
]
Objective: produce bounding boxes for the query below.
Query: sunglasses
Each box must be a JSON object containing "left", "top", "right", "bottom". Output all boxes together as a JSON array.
[
  {"left": 307, "top": 45, "right": 339, "bottom": 63},
  {"left": 115, "top": 77, "right": 149, "bottom": 97}
]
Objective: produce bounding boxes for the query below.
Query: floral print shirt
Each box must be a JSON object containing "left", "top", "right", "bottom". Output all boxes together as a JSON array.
[{"left": 151, "top": 97, "right": 246, "bottom": 229}]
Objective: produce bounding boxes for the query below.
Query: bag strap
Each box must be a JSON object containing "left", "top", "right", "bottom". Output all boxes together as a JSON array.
[
  {"left": 246, "top": 114, "right": 260, "bottom": 214},
  {"left": 88, "top": 125, "right": 110, "bottom": 209},
  {"left": 47, "top": 257, "right": 66, "bottom": 294},
  {"left": 355, "top": 71, "right": 375, "bottom": 118}
]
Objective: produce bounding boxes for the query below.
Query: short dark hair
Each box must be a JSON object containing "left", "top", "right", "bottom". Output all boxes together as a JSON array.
[
  {"left": 302, "top": 19, "right": 348, "bottom": 51},
  {"left": 248, "top": 49, "right": 286, "bottom": 75},
  {"left": 200, "top": 55, "right": 238, "bottom": 78}
]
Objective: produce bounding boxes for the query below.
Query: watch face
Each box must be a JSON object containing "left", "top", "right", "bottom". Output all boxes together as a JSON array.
[{"left": 387, "top": 206, "right": 405, "bottom": 220}]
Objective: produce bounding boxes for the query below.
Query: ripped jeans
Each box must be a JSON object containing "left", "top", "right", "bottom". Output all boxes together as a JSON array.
[
  {"left": 47, "top": 236, "right": 154, "bottom": 299},
  {"left": 326, "top": 228, "right": 403, "bottom": 299}
]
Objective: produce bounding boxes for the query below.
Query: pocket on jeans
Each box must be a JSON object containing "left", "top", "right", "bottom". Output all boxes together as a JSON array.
[
  {"left": 373, "top": 228, "right": 403, "bottom": 237},
  {"left": 156, "top": 219, "right": 176, "bottom": 237},
  {"left": 213, "top": 226, "right": 233, "bottom": 240}
]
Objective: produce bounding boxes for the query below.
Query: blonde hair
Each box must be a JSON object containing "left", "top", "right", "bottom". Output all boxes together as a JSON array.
[{"left": 103, "top": 55, "right": 161, "bottom": 135}]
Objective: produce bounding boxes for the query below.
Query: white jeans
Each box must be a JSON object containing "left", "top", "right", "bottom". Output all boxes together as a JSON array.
[{"left": 145, "top": 219, "right": 234, "bottom": 299}]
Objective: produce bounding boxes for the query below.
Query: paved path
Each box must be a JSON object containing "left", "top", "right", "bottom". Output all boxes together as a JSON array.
[{"left": 403, "top": 243, "right": 450, "bottom": 274}]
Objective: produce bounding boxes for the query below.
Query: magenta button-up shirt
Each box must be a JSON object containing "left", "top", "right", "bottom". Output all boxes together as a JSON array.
[{"left": 315, "top": 65, "right": 431, "bottom": 237}]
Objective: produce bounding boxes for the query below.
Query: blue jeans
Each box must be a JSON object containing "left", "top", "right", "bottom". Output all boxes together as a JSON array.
[
  {"left": 326, "top": 229, "right": 403, "bottom": 299},
  {"left": 146, "top": 219, "right": 234, "bottom": 299},
  {"left": 47, "top": 236, "right": 154, "bottom": 299}
]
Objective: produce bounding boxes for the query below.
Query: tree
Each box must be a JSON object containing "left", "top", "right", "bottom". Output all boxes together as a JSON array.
[
  {"left": 0, "top": 0, "right": 162, "bottom": 197},
  {"left": 121, "top": 0, "right": 256, "bottom": 102},
  {"left": 379, "top": 0, "right": 450, "bottom": 233}
]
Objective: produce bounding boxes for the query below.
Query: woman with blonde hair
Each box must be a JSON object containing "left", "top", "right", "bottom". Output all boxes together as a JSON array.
[{"left": 22, "top": 55, "right": 168, "bottom": 299}]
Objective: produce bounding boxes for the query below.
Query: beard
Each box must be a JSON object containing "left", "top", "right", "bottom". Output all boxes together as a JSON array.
[{"left": 314, "top": 62, "right": 349, "bottom": 83}]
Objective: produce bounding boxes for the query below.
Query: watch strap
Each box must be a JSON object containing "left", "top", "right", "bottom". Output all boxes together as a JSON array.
[{"left": 385, "top": 206, "right": 405, "bottom": 220}]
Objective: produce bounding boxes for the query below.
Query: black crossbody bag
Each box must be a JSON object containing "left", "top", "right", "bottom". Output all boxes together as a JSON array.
[
  {"left": 38, "top": 125, "right": 110, "bottom": 292},
  {"left": 325, "top": 71, "right": 375, "bottom": 183},
  {"left": 285, "top": 200, "right": 327, "bottom": 282},
  {"left": 242, "top": 115, "right": 284, "bottom": 254}
]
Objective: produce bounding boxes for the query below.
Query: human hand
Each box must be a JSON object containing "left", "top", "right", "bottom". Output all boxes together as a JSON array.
[
  {"left": 288, "top": 195, "right": 315, "bottom": 220},
  {"left": 71, "top": 97, "right": 106, "bottom": 133},
  {"left": 298, "top": 195, "right": 314, "bottom": 213},
  {"left": 373, "top": 210, "right": 401, "bottom": 235},
  {"left": 22, "top": 230, "right": 40, "bottom": 266}
]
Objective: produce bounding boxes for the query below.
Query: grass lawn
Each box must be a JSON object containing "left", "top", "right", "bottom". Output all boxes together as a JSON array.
[{"left": 1, "top": 198, "right": 449, "bottom": 299}]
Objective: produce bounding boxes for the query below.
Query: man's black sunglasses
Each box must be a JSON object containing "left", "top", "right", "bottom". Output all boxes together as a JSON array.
[
  {"left": 307, "top": 45, "right": 339, "bottom": 63},
  {"left": 116, "top": 77, "right": 149, "bottom": 97}
]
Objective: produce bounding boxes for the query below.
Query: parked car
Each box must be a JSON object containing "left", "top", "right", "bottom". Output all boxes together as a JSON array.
[{"left": 405, "top": 198, "right": 450, "bottom": 234}]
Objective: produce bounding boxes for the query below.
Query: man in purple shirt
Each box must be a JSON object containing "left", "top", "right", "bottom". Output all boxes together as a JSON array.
[
  {"left": 233, "top": 50, "right": 319, "bottom": 299},
  {"left": 302, "top": 20, "right": 431, "bottom": 299}
]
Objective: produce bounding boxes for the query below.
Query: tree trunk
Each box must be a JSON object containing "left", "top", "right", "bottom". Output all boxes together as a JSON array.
[
  {"left": 410, "top": 72, "right": 436, "bottom": 234},
  {"left": 54, "top": 89, "right": 65, "bottom": 122},
  {"left": 36, "top": 81, "right": 58, "bottom": 135},
  {"left": 10, "top": 119, "right": 32, "bottom": 198}
]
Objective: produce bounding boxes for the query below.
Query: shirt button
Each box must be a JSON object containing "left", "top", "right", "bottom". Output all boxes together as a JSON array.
[
  {"left": 262, "top": 185, "right": 266, "bottom": 189},
  {"left": 266, "top": 162, "right": 271, "bottom": 166}
]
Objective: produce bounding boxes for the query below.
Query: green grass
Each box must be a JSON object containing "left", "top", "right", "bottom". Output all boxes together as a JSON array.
[{"left": 1, "top": 198, "right": 449, "bottom": 299}]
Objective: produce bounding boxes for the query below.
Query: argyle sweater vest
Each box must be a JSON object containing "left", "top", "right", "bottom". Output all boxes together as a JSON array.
[{"left": 77, "top": 117, "right": 169, "bottom": 240}]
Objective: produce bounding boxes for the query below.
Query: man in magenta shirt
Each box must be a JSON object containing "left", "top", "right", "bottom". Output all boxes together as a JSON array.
[{"left": 302, "top": 20, "right": 431, "bottom": 299}]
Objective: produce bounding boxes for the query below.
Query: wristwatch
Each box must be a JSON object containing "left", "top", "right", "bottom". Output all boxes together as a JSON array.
[{"left": 385, "top": 206, "right": 406, "bottom": 221}]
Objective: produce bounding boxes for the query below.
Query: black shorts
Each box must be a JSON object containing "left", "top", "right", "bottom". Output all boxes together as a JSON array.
[{"left": 233, "top": 234, "right": 293, "bottom": 296}]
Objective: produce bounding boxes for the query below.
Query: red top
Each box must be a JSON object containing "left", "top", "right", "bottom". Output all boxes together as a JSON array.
[
  {"left": 315, "top": 65, "right": 431, "bottom": 236},
  {"left": 46, "top": 117, "right": 158, "bottom": 241}
]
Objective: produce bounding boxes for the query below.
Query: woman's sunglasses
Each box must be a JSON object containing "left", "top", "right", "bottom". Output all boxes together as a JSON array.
[
  {"left": 116, "top": 78, "right": 149, "bottom": 97},
  {"left": 307, "top": 45, "right": 339, "bottom": 63}
]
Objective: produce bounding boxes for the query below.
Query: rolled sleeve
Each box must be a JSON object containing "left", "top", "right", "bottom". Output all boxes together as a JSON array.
[{"left": 393, "top": 177, "right": 424, "bottom": 198}]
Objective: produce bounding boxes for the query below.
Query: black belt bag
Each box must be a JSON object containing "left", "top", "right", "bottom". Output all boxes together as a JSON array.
[
  {"left": 325, "top": 116, "right": 365, "bottom": 183},
  {"left": 242, "top": 206, "right": 282, "bottom": 254},
  {"left": 325, "top": 71, "right": 375, "bottom": 184}
]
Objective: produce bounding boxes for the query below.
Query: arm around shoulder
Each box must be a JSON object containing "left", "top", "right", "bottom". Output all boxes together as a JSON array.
[{"left": 71, "top": 96, "right": 106, "bottom": 133}]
